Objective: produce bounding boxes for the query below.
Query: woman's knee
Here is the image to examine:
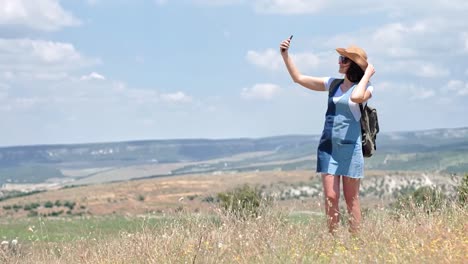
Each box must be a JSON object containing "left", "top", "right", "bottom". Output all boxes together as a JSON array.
[
  {"left": 324, "top": 191, "right": 340, "bottom": 204},
  {"left": 322, "top": 174, "right": 340, "bottom": 204}
]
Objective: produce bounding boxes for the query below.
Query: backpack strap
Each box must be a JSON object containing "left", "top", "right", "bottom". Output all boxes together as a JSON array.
[
  {"left": 359, "top": 103, "right": 364, "bottom": 113},
  {"left": 328, "top": 78, "right": 344, "bottom": 97}
]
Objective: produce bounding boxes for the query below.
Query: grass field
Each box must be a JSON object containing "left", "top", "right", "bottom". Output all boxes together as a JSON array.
[
  {"left": 1, "top": 202, "right": 467, "bottom": 263},
  {"left": 0, "top": 171, "right": 466, "bottom": 263}
]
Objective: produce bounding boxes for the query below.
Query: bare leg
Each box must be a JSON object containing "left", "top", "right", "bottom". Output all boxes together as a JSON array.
[
  {"left": 343, "top": 176, "right": 361, "bottom": 233},
  {"left": 322, "top": 174, "right": 341, "bottom": 233}
]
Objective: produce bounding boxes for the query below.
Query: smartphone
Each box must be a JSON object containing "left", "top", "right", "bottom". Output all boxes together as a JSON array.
[{"left": 281, "top": 35, "right": 294, "bottom": 52}]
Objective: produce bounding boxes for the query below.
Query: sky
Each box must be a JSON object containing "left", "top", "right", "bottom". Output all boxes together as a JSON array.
[{"left": 0, "top": 0, "right": 467, "bottom": 147}]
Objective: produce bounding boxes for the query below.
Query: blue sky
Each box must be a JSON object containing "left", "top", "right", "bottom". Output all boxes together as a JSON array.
[{"left": 0, "top": 0, "right": 467, "bottom": 146}]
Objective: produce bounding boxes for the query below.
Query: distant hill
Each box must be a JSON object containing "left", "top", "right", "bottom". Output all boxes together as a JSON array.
[{"left": 0, "top": 127, "right": 467, "bottom": 187}]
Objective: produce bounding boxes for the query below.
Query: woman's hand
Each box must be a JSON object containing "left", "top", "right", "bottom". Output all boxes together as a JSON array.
[
  {"left": 365, "top": 64, "right": 375, "bottom": 78},
  {"left": 280, "top": 38, "right": 291, "bottom": 54}
]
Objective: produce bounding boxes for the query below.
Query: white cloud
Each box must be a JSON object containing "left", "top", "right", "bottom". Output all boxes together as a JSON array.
[
  {"left": 241, "top": 83, "right": 281, "bottom": 100},
  {"left": 160, "top": 91, "right": 192, "bottom": 103},
  {"left": 445, "top": 80, "right": 468, "bottom": 96},
  {"left": 372, "top": 22, "right": 425, "bottom": 46},
  {"left": 0, "top": 0, "right": 80, "bottom": 31},
  {"left": 81, "top": 72, "right": 106, "bottom": 81},
  {"left": 292, "top": 53, "right": 320, "bottom": 72},
  {"left": 343, "top": 18, "right": 466, "bottom": 60},
  {"left": 417, "top": 89, "right": 436, "bottom": 99},
  {"left": 406, "top": 84, "right": 436, "bottom": 100},
  {"left": 253, "top": 0, "right": 326, "bottom": 14},
  {"left": 378, "top": 59, "right": 450, "bottom": 78},
  {"left": 246, "top": 49, "right": 320, "bottom": 72},
  {"left": 251, "top": 0, "right": 468, "bottom": 15},
  {"left": 416, "top": 64, "right": 450, "bottom": 78},
  {"left": 246, "top": 49, "right": 282, "bottom": 71},
  {"left": 381, "top": 82, "right": 440, "bottom": 101},
  {"left": 0, "top": 39, "right": 99, "bottom": 79}
]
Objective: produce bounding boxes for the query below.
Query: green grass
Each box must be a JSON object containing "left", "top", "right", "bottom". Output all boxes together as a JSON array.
[
  {"left": 0, "top": 165, "right": 64, "bottom": 185},
  {"left": 0, "top": 216, "right": 174, "bottom": 242},
  {"left": 0, "top": 213, "right": 321, "bottom": 243}
]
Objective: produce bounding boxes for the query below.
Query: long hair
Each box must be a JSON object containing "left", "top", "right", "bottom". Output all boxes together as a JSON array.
[{"left": 346, "top": 61, "right": 364, "bottom": 83}]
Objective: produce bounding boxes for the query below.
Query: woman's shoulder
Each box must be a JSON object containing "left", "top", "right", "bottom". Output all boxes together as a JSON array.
[{"left": 324, "top": 77, "right": 343, "bottom": 91}]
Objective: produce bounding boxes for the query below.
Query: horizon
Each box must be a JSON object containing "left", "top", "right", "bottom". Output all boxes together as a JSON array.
[
  {"left": 0, "top": 1, "right": 467, "bottom": 146},
  {"left": 1, "top": 125, "right": 467, "bottom": 149}
]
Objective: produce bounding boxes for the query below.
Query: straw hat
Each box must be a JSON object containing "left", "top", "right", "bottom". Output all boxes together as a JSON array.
[{"left": 336, "top": 45, "right": 368, "bottom": 71}]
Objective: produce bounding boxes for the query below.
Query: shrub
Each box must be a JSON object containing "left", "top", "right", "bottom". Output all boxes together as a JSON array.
[
  {"left": 202, "top": 196, "right": 216, "bottom": 203},
  {"left": 457, "top": 174, "right": 468, "bottom": 206},
  {"left": 393, "top": 186, "right": 446, "bottom": 215},
  {"left": 24, "top": 202, "right": 40, "bottom": 211},
  {"left": 44, "top": 201, "right": 54, "bottom": 208},
  {"left": 217, "top": 184, "right": 268, "bottom": 219},
  {"left": 64, "top": 201, "right": 76, "bottom": 210},
  {"left": 49, "top": 210, "right": 63, "bottom": 217},
  {"left": 137, "top": 195, "right": 145, "bottom": 202}
]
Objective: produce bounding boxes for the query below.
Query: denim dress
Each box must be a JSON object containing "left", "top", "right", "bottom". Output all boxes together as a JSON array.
[{"left": 316, "top": 84, "right": 364, "bottom": 178}]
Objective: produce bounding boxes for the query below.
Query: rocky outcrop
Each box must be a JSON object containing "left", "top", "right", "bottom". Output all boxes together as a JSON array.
[{"left": 276, "top": 172, "right": 462, "bottom": 201}]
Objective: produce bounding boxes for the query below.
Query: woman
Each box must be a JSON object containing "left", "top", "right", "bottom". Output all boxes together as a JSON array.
[{"left": 280, "top": 38, "right": 375, "bottom": 233}]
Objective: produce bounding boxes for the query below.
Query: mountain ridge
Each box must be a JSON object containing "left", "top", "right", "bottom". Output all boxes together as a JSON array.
[{"left": 1, "top": 127, "right": 467, "bottom": 188}]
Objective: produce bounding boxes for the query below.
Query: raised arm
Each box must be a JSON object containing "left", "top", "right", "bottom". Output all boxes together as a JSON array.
[
  {"left": 280, "top": 38, "right": 327, "bottom": 92},
  {"left": 351, "top": 64, "right": 375, "bottom": 103}
]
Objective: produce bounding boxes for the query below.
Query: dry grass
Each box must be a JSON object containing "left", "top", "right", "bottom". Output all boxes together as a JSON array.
[
  {"left": 0, "top": 170, "right": 321, "bottom": 217},
  {"left": 0, "top": 170, "right": 422, "bottom": 218},
  {"left": 1, "top": 203, "right": 466, "bottom": 264}
]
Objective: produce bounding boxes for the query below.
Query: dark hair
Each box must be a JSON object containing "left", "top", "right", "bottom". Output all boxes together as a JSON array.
[{"left": 346, "top": 61, "right": 364, "bottom": 83}]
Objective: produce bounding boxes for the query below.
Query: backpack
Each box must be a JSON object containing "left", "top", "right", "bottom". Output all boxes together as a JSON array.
[{"left": 329, "top": 78, "right": 379, "bottom": 158}]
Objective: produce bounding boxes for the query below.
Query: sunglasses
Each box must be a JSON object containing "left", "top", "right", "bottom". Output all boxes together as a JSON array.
[{"left": 339, "top": 56, "right": 350, "bottom": 64}]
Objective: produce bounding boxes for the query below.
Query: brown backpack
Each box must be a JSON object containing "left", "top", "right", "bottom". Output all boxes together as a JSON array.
[{"left": 329, "top": 78, "right": 379, "bottom": 158}]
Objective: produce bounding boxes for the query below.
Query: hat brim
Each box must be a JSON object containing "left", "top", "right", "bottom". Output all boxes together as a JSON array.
[{"left": 336, "top": 48, "right": 368, "bottom": 71}]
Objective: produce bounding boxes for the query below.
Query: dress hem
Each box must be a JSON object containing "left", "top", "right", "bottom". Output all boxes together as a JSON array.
[{"left": 316, "top": 170, "right": 364, "bottom": 179}]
